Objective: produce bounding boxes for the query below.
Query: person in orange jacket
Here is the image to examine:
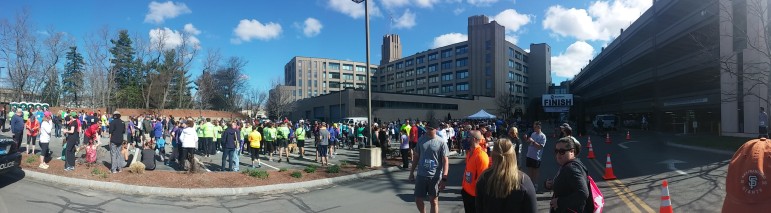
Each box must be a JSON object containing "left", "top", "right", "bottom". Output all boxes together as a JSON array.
[
  {"left": 25, "top": 117, "right": 41, "bottom": 155},
  {"left": 461, "top": 130, "right": 490, "bottom": 213}
]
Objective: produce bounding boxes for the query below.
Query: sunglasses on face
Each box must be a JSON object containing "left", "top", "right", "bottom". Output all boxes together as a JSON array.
[{"left": 554, "top": 148, "right": 574, "bottom": 155}]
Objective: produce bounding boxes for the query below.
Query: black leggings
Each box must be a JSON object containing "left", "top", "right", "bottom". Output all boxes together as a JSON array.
[
  {"left": 26, "top": 135, "right": 36, "bottom": 145},
  {"left": 250, "top": 147, "right": 260, "bottom": 161},
  {"left": 461, "top": 189, "right": 476, "bottom": 213},
  {"left": 40, "top": 143, "right": 50, "bottom": 159},
  {"left": 65, "top": 136, "right": 78, "bottom": 168}
]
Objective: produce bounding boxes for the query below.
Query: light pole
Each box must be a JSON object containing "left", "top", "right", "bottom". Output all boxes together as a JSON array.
[{"left": 353, "top": 0, "right": 373, "bottom": 148}]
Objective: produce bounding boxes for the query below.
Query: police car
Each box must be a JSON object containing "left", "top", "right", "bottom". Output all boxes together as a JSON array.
[{"left": 0, "top": 139, "right": 21, "bottom": 175}]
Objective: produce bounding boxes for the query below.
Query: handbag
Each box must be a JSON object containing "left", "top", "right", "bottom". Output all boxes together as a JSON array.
[{"left": 587, "top": 175, "right": 605, "bottom": 213}]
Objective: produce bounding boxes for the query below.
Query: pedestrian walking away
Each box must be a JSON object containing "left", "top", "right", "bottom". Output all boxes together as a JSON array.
[{"left": 108, "top": 111, "right": 126, "bottom": 173}]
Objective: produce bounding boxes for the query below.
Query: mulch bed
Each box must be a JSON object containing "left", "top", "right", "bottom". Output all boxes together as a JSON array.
[{"left": 19, "top": 153, "right": 385, "bottom": 188}]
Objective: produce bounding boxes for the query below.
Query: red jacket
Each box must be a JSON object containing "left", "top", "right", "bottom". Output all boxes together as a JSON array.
[
  {"left": 85, "top": 124, "right": 100, "bottom": 140},
  {"left": 25, "top": 119, "right": 40, "bottom": 136},
  {"left": 409, "top": 125, "right": 418, "bottom": 143}
]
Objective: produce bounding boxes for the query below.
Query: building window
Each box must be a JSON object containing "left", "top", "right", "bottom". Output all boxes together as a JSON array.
[
  {"left": 517, "top": 73, "right": 523, "bottom": 82},
  {"left": 522, "top": 55, "right": 528, "bottom": 62},
  {"left": 343, "top": 73, "right": 353, "bottom": 80},
  {"left": 388, "top": 74, "right": 395, "bottom": 81},
  {"left": 387, "top": 65, "right": 394, "bottom": 72},
  {"left": 441, "top": 49, "right": 452, "bottom": 58},
  {"left": 405, "top": 59, "right": 414, "bottom": 67},
  {"left": 441, "top": 73, "right": 453, "bottom": 81},
  {"left": 417, "top": 56, "right": 425, "bottom": 64},
  {"left": 441, "top": 61, "right": 453, "bottom": 70},
  {"left": 486, "top": 67, "right": 492, "bottom": 76},
  {"left": 428, "top": 64, "right": 438, "bottom": 73},
  {"left": 322, "top": 82, "right": 327, "bottom": 88},
  {"left": 456, "top": 45, "right": 468, "bottom": 55},
  {"left": 508, "top": 47, "right": 515, "bottom": 58},
  {"left": 396, "top": 82, "right": 404, "bottom": 88},
  {"left": 456, "top": 58, "right": 468, "bottom": 67},
  {"left": 379, "top": 76, "right": 386, "bottom": 82},
  {"left": 428, "top": 52, "right": 438, "bottom": 61},
  {"left": 486, "top": 53, "right": 491, "bottom": 63},
  {"left": 508, "top": 60, "right": 515, "bottom": 68},
  {"left": 523, "top": 66, "right": 528, "bottom": 73},
  {"left": 371, "top": 67, "right": 377, "bottom": 73},
  {"left": 396, "top": 72, "right": 404, "bottom": 79},
  {"left": 405, "top": 89, "right": 414, "bottom": 93},
  {"left": 356, "top": 74, "right": 366, "bottom": 81},
  {"left": 356, "top": 66, "right": 366, "bottom": 72},
  {"left": 417, "top": 77, "right": 427, "bottom": 85},
  {"left": 523, "top": 77, "right": 528, "bottom": 83},
  {"left": 417, "top": 88, "right": 426, "bottom": 94},
  {"left": 456, "top": 70, "right": 469, "bottom": 79},
  {"left": 516, "top": 85, "right": 522, "bottom": 93},
  {"left": 406, "top": 69, "right": 415, "bottom": 76},
  {"left": 387, "top": 83, "right": 395, "bottom": 90},
  {"left": 329, "top": 63, "right": 340, "bottom": 70},
  {"left": 396, "top": 62, "right": 404, "bottom": 69},
  {"left": 330, "top": 72, "right": 340, "bottom": 79},
  {"left": 516, "top": 62, "right": 522, "bottom": 71},
  {"left": 298, "top": 81, "right": 303, "bottom": 86},
  {"left": 417, "top": 66, "right": 427, "bottom": 75},
  {"left": 456, "top": 83, "right": 469, "bottom": 91},
  {"left": 429, "top": 75, "right": 439, "bottom": 83},
  {"left": 441, "top": 84, "right": 454, "bottom": 93},
  {"left": 523, "top": 86, "right": 529, "bottom": 94},
  {"left": 486, "top": 79, "right": 492, "bottom": 89},
  {"left": 342, "top": 64, "right": 353, "bottom": 71},
  {"left": 329, "top": 82, "right": 340, "bottom": 88},
  {"left": 516, "top": 51, "right": 523, "bottom": 60},
  {"left": 406, "top": 79, "right": 415, "bottom": 87},
  {"left": 508, "top": 72, "right": 515, "bottom": 80},
  {"left": 343, "top": 82, "right": 354, "bottom": 88},
  {"left": 428, "top": 86, "right": 439, "bottom": 94}
]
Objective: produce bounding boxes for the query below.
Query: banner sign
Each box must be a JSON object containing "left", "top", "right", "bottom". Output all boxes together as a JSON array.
[{"left": 542, "top": 94, "right": 573, "bottom": 107}]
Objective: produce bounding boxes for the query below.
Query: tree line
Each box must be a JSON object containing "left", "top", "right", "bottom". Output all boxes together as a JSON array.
[{"left": 0, "top": 9, "right": 267, "bottom": 113}]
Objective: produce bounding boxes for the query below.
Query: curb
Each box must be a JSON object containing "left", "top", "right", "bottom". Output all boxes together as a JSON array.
[
  {"left": 23, "top": 166, "right": 403, "bottom": 196},
  {"left": 666, "top": 142, "right": 735, "bottom": 156}
]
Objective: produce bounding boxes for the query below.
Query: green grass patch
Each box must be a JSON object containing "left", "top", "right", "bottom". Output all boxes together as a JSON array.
[
  {"left": 290, "top": 171, "right": 303, "bottom": 178},
  {"left": 304, "top": 165, "right": 317, "bottom": 173},
  {"left": 356, "top": 164, "right": 366, "bottom": 170},
  {"left": 25, "top": 154, "right": 39, "bottom": 164},
  {"left": 242, "top": 169, "right": 269, "bottom": 179},
  {"left": 672, "top": 135, "right": 750, "bottom": 151},
  {"left": 279, "top": 167, "right": 288, "bottom": 172},
  {"left": 91, "top": 168, "right": 108, "bottom": 178},
  {"left": 326, "top": 165, "right": 340, "bottom": 173},
  {"left": 339, "top": 160, "right": 348, "bottom": 166}
]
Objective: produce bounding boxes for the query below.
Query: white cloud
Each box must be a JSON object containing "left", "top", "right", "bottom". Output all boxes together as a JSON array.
[
  {"left": 144, "top": 1, "right": 191, "bottom": 24},
  {"left": 183, "top": 23, "right": 201, "bottom": 35},
  {"left": 432, "top": 33, "right": 467, "bottom": 48},
  {"left": 232, "top": 19, "right": 282, "bottom": 43},
  {"left": 303, "top": 18, "right": 323, "bottom": 37},
  {"left": 393, "top": 9, "right": 416, "bottom": 29},
  {"left": 493, "top": 9, "right": 531, "bottom": 33},
  {"left": 551, "top": 41, "right": 595, "bottom": 78},
  {"left": 543, "top": 0, "right": 652, "bottom": 41},
  {"left": 453, "top": 8, "right": 465, "bottom": 15},
  {"left": 382, "top": 0, "right": 410, "bottom": 9},
  {"left": 505, "top": 35, "right": 518, "bottom": 45},
  {"left": 327, "top": 0, "right": 382, "bottom": 19},
  {"left": 468, "top": 0, "right": 498, "bottom": 7},
  {"left": 415, "top": 0, "right": 441, "bottom": 8},
  {"left": 149, "top": 27, "right": 200, "bottom": 50},
  {"left": 523, "top": 48, "right": 530, "bottom": 53}
]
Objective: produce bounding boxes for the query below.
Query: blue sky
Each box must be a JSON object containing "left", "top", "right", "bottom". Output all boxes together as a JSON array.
[{"left": 0, "top": 0, "right": 652, "bottom": 91}]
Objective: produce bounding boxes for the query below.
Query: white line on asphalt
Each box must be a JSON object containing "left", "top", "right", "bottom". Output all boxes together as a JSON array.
[
  {"left": 618, "top": 141, "right": 639, "bottom": 149},
  {"left": 260, "top": 162, "right": 280, "bottom": 171}
]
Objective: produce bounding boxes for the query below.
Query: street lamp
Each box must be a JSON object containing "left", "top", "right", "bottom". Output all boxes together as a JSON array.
[{"left": 353, "top": 0, "right": 373, "bottom": 148}]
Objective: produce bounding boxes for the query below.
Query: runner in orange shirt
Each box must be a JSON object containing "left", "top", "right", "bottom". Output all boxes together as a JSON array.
[{"left": 462, "top": 130, "right": 490, "bottom": 213}]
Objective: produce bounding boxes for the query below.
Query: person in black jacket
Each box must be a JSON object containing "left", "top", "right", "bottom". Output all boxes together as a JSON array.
[
  {"left": 108, "top": 111, "right": 126, "bottom": 173},
  {"left": 220, "top": 122, "right": 240, "bottom": 171},
  {"left": 11, "top": 109, "right": 24, "bottom": 150},
  {"left": 475, "top": 138, "right": 537, "bottom": 213},
  {"left": 545, "top": 137, "right": 591, "bottom": 213}
]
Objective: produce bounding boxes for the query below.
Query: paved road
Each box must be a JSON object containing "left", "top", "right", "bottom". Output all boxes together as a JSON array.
[{"left": 0, "top": 129, "right": 730, "bottom": 212}]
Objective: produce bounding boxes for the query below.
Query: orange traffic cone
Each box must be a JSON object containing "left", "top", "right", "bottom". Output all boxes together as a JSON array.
[
  {"left": 605, "top": 133, "right": 611, "bottom": 144},
  {"left": 603, "top": 154, "right": 617, "bottom": 180},
  {"left": 586, "top": 137, "right": 596, "bottom": 159},
  {"left": 660, "top": 180, "right": 673, "bottom": 213},
  {"left": 626, "top": 131, "right": 631, "bottom": 141}
]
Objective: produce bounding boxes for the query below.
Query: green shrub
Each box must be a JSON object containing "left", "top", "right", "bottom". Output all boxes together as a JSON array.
[
  {"left": 25, "top": 154, "right": 39, "bottom": 164},
  {"left": 279, "top": 167, "right": 288, "bottom": 172},
  {"left": 326, "top": 165, "right": 341, "bottom": 173},
  {"left": 242, "top": 169, "right": 269, "bottom": 179},
  {"left": 290, "top": 171, "right": 302, "bottom": 178},
  {"left": 91, "top": 168, "right": 106, "bottom": 176},
  {"left": 356, "top": 164, "right": 366, "bottom": 170},
  {"left": 304, "top": 165, "right": 317, "bottom": 173},
  {"left": 339, "top": 160, "right": 348, "bottom": 166}
]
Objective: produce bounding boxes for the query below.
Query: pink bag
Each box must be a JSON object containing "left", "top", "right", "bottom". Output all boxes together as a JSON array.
[
  {"left": 588, "top": 176, "right": 605, "bottom": 213},
  {"left": 86, "top": 146, "right": 97, "bottom": 163}
]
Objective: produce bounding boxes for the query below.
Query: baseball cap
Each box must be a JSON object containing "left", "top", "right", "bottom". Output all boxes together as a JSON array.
[
  {"left": 425, "top": 120, "right": 440, "bottom": 130},
  {"left": 561, "top": 123, "right": 570, "bottom": 128},
  {"left": 722, "top": 138, "right": 771, "bottom": 212}
]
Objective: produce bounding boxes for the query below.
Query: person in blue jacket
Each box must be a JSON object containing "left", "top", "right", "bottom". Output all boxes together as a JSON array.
[{"left": 11, "top": 109, "right": 25, "bottom": 149}]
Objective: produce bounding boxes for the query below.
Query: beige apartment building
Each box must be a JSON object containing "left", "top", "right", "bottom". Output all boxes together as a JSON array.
[{"left": 284, "top": 57, "right": 377, "bottom": 100}]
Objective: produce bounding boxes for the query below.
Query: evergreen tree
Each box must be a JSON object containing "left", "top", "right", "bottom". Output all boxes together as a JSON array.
[
  {"left": 109, "top": 30, "right": 140, "bottom": 108},
  {"left": 41, "top": 73, "right": 60, "bottom": 106},
  {"left": 62, "top": 46, "right": 84, "bottom": 107}
]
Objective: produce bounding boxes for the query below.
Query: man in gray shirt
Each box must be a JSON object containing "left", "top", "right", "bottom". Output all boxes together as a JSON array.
[
  {"left": 526, "top": 121, "right": 546, "bottom": 192},
  {"left": 318, "top": 123, "right": 330, "bottom": 166},
  {"left": 409, "top": 121, "right": 449, "bottom": 213}
]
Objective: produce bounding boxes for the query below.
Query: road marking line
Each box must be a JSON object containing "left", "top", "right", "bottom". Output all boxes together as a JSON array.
[
  {"left": 586, "top": 158, "right": 641, "bottom": 213},
  {"left": 618, "top": 141, "right": 639, "bottom": 149},
  {"left": 259, "top": 162, "right": 280, "bottom": 171},
  {"left": 612, "top": 179, "right": 656, "bottom": 213}
]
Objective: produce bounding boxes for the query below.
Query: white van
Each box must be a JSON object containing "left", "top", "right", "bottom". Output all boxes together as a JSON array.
[
  {"left": 593, "top": 114, "right": 618, "bottom": 131},
  {"left": 340, "top": 117, "right": 368, "bottom": 125}
]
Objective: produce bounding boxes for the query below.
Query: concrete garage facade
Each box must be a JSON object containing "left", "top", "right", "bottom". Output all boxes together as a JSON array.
[
  {"left": 290, "top": 88, "right": 497, "bottom": 123},
  {"left": 570, "top": 0, "right": 771, "bottom": 137}
]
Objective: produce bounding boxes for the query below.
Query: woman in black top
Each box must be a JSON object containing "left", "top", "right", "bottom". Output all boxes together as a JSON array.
[
  {"left": 475, "top": 138, "right": 537, "bottom": 213},
  {"left": 546, "top": 137, "right": 591, "bottom": 213},
  {"left": 62, "top": 116, "right": 80, "bottom": 171}
]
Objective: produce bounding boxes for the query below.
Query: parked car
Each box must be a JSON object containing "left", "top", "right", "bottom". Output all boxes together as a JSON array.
[{"left": 0, "top": 139, "right": 21, "bottom": 175}]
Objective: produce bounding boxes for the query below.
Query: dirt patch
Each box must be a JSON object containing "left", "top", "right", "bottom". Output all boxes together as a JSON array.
[
  {"left": 49, "top": 107, "right": 246, "bottom": 120},
  {"left": 20, "top": 153, "right": 384, "bottom": 188}
]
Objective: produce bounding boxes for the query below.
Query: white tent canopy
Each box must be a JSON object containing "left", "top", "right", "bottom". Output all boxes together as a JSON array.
[{"left": 467, "top": 110, "right": 496, "bottom": 119}]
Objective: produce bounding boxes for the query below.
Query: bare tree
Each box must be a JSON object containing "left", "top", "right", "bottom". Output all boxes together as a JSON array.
[
  {"left": 265, "top": 78, "right": 295, "bottom": 119},
  {"left": 0, "top": 9, "right": 41, "bottom": 101},
  {"left": 83, "top": 26, "right": 113, "bottom": 108},
  {"left": 158, "top": 29, "right": 198, "bottom": 110},
  {"left": 495, "top": 92, "right": 516, "bottom": 121},
  {"left": 37, "top": 27, "right": 72, "bottom": 104}
]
